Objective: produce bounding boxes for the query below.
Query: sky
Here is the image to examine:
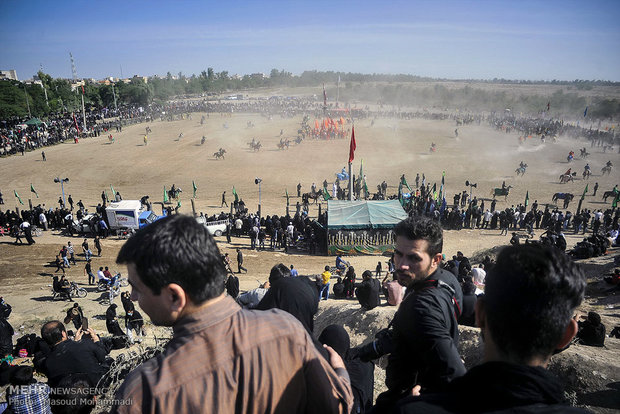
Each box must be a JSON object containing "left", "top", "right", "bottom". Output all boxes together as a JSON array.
[{"left": 1, "top": 0, "right": 619, "bottom": 82}]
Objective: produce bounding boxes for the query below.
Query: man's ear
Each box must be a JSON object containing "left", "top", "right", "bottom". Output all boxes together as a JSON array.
[
  {"left": 431, "top": 253, "right": 442, "bottom": 267},
  {"left": 165, "top": 283, "right": 187, "bottom": 313},
  {"left": 556, "top": 318, "right": 578, "bottom": 350}
]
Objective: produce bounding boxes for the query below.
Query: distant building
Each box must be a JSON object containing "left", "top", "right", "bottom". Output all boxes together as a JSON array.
[{"left": 0, "top": 70, "right": 18, "bottom": 81}]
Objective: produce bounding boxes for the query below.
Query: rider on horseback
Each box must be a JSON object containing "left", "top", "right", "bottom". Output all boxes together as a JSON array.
[{"left": 564, "top": 168, "right": 571, "bottom": 176}]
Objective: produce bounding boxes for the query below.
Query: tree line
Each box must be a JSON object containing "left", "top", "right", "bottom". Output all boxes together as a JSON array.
[{"left": 1, "top": 69, "right": 618, "bottom": 120}]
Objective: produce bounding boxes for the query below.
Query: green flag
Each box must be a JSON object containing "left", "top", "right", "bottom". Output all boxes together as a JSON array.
[
  {"left": 581, "top": 184, "right": 588, "bottom": 200},
  {"left": 613, "top": 193, "right": 619, "bottom": 209},
  {"left": 192, "top": 180, "right": 198, "bottom": 198},
  {"left": 110, "top": 185, "right": 116, "bottom": 197},
  {"left": 359, "top": 159, "right": 363, "bottom": 180},
  {"left": 323, "top": 186, "right": 332, "bottom": 201},
  {"left": 438, "top": 184, "right": 443, "bottom": 204},
  {"left": 232, "top": 186, "right": 239, "bottom": 203},
  {"left": 163, "top": 186, "right": 169, "bottom": 203},
  {"left": 401, "top": 175, "right": 412, "bottom": 192},
  {"left": 177, "top": 199, "right": 181, "bottom": 208},
  {"left": 441, "top": 171, "right": 445, "bottom": 186},
  {"left": 14, "top": 190, "right": 24, "bottom": 205},
  {"left": 525, "top": 191, "right": 529, "bottom": 207},
  {"left": 30, "top": 184, "right": 39, "bottom": 198}
]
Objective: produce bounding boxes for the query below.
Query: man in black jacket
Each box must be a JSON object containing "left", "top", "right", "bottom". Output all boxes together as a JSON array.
[
  {"left": 39, "top": 320, "right": 108, "bottom": 388},
  {"left": 355, "top": 270, "right": 381, "bottom": 310},
  {"left": 361, "top": 216, "right": 465, "bottom": 412},
  {"left": 395, "top": 244, "right": 588, "bottom": 414}
]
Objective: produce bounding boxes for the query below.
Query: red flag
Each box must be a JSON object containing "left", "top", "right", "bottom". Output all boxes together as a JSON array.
[
  {"left": 348, "top": 126, "right": 356, "bottom": 163},
  {"left": 81, "top": 85, "right": 85, "bottom": 95},
  {"left": 72, "top": 112, "right": 80, "bottom": 134}
]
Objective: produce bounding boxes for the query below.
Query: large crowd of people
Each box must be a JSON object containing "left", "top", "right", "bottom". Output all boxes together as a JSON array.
[{"left": 1, "top": 211, "right": 615, "bottom": 413}]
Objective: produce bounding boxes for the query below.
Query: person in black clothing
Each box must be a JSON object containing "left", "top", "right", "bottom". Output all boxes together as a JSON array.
[
  {"left": 332, "top": 277, "right": 346, "bottom": 299},
  {"left": 356, "top": 216, "right": 465, "bottom": 412},
  {"left": 105, "top": 304, "right": 127, "bottom": 349},
  {"left": 236, "top": 248, "right": 247, "bottom": 273},
  {"left": 396, "top": 244, "right": 588, "bottom": 414},
  {"left": 458, "top": 277, "right": 477, "bottom": 327},
  {"left": 0, "top": 300, "right": 13, "bottom": 358},
  {"left": 576, "top": 311, "right": 605, "bottom": 347},
  {"left": 63, "top": 303, "right": 84, "bottom": 330},
  {"left": 319, "top": 325, "right": 374, "bottom": 414},
  {"left": 343, "top": 266, "right": 356, "bottom": 298},
  {"left": 39, "top": 320, "right": 108, "bottom": 388},
  {"left": 225, "top": 274, "right": 240, "bottom": 299},
  {"left": 120, "top": 291, "right": 134, "bottom": 314},
  {"left": 355, "top": 270, "right": 381, "bottom": 310},
  {"left": 256, "top": 263, "right": 326, "bottom": 358}
]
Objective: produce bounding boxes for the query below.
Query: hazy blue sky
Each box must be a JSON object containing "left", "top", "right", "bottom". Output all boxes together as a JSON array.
[{"left": 1, "top": 0, "right": 619, "bottom": 81}]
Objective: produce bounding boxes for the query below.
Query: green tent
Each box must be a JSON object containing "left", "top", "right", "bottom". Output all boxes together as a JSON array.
[
  {"left": 328, "top": 200, "right": 407, "bottom": 230},
  {"left": 25, "top": 118, "right": 44, "bottom": 126},
  {"left": 326, "top": 200, "right": 408, "bottom": 255}
]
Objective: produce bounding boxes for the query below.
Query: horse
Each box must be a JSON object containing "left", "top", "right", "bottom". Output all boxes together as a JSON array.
[
  {"left": 602, "top": 190, "right": 618, "bottom": 203},
  {"left": 579, "top": 148, "right": 589, "bottom": 159},
  {"left": 515, "top": 165, "right": 527, "bottom": 176},
  {"left": 168, "top": 187, "right": 182, "bottom": 201},
  {"left": 250, "top": 142, "right": 261, "bottom": 151},
  {"left": 276, "top": 139, "right": 290, "bottom": 150},
  {"left": 601, "top": 165, "right": 612, "bottom": 176},
  {"left": 213, "top": 148, "right": 226, "bottom": 160},
  {"left": 559, "top": 172, "right": 576, "bottom": 184},
  {"left": 491, "top": 185, "right": 512, "bottom": 200},
  {"left": 552, "top": 192, "right": 574, "bottom": 204},
  {"left": 302, "top": 191, "right": 320, "bottom": 205},
  {"left": 582, "top": 169, "right": 591, "bottom": 180}
]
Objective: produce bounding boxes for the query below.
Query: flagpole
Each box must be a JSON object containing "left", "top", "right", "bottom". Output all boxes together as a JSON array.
[{"left": 348, "top": 162, "right": 352, "bottom": 201}]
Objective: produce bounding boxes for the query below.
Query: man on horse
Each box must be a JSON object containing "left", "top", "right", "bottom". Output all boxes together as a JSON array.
[{"left": 564, "top": 168, "right": 572, "bottom": 176}]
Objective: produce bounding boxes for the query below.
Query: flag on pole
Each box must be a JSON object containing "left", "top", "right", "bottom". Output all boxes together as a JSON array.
[
  {"left": 72, "top": 112, "right": 80, "bottom": 134},
  {"left": 581, "top": 184, "right": 589, "bottom": 200},
  {"left": 359, "top": 159, "right": 363, "bottom": 179},
  {"left": 583, "top": 107, "right": 588, "bottom": 117},
  {"left": 322, "top": 187, "right": 332, "bottom": 201},
  {"left": 441, "top": 171, "right": 445, "bottom": 186},
  {"left": 547, "top": 102, "right": 550, "bottom": 111},
  {"left": 163, "top": 186, "right": 169, "bottom": 203},
  {"left": 110, "top": 185, "right": 115, "bottom": 197},
  {"left": 30, "top": 184, "right": 39, "bottom": 198},
  {"left": 323, "top": 84, "right": 327, "bottom": 107},
  {"left": 192, "top": 180, "right": 198, "bottom": 198},
  {"left": 613, "top": 193, "right": 619, "bottom": 209},
  {"left": 401, "top": 175, "right": 412, "bottom": 192},
  {"left": 285, "top": 188, "right": 290, "bottom": 205},
  {"left": 348, "top": 126, "right": 356, "bottom": 163},
  {"left": 177, "top": 200, "right": 181, "bottom": 208},
  {"left": 525, "top": 191, "right": 529, "bottom": 207},
  {"left": 14, "top": 190, "right": 24, "bottom": 205},
  {"left": 81, "top": 85, "right": 85, "bottom": 95},
  {"left": 232, "top": 186, "right": 239, "bottom": 203}
]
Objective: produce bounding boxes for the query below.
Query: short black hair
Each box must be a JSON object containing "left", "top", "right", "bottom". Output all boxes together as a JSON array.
[
  {"left": 362, "top": 270, "right": 373, "bottom": 279},
  {"left": 10, "top": 366, "right": 34, "bottom": 385},
  {"left": 394, "top": 216, "right": 443, "bottom": 257},
  {"left": 41, "top": 320, "right": 66, "bottom": 346},
  {"left": 269, "top": 263, "right": 291, "bottom": 284},
  {"left": 52, "top": 374, "right": 95, "bottom": 414},
  {"left": 484, "top": 245, "right": 585, "bottom": 362},
  {"left": 116, "top": 215, "right": 227, "bottom": 304}
]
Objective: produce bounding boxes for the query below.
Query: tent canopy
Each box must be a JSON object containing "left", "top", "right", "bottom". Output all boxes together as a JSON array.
[
  {"left": 25, "top": 118, "right": 44, "bottom": 126},
  {"left": 327, "top": 200, "right": 408, "bottom": 230}
]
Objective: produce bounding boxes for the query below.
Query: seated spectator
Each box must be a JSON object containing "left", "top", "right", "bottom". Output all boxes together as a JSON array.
[
  {"left": 355, "top": 271, "right": 381, "bottom": 310},
  {"left": 396, "top": 244, "right": 589, "bottom": 413},
  {"left": 610, "top": 326, "right": 620, "bottom": 339},
  {"left": 576, "top": 311, "right": 606, "bottom": 347},
  {"left": 51, "top": 373, "right": 96, "bottom": 414},
  {"left": 319, "top": 325, "right": 374, "bottom": 414},
  {"left": 470, "top": 264, "right": 486, "bottom": 289},
  {"left": 225, "top": 273, "right": 239, "bottom": 299},
  {"left": 236, "top": 282, "right": 270, "bottom": 309},
  {"left": 39, "top": 321, "right": 108, "bottom": 388},
  {"left": 382, "top": 273, "right": 405, "bottom": 306},
  {"left": 105, "top": 304, "right": 127, "bottom": 349},
  {"left": 7, "top": 366, "right": 52, "bottom": 414},
  {"left": 604, "top": 268, "right": 620, "bottom": 286},
  {"left": 458, "top": 277, "right": 477, "bottom": 327},
  {"left": 332, "top": 277, "right": 346, "bottom": 299}
]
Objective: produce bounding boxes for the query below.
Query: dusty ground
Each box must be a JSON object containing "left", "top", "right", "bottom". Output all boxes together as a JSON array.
[{"left": 0, "top": 93, "right": 618, "bottom": 410}]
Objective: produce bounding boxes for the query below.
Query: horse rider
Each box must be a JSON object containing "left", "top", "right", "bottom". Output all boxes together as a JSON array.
[
  {"left": 170, "top": 184, "right": 177, "bottom": 196},
  {"left": 519, "top": 161, "right": 526, "bottom": 169},
  {"left": 564, "top": 168, "right": 571, "bottom": 177},
  {"left": 606, "top": 160, "right": 613, "bottom": 168},
  {"left": 584, "top": 164, "right": 591, "bottom": 173}
]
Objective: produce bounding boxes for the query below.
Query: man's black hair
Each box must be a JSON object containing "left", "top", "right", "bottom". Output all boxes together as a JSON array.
[
  {"left": 394, "top": 216, "right": 443, "bottom": 257},
  {"left": 52, "top": 374, "right": 95, "bottom": 414},
  {"left": 269, "top": 263, "right": 291, "bottom": 284},
  {"left": 10, "top": 366, "right": 34, "bottom": 385},
  {"left": 116, "top": 214, "right": 227, "bottom": 304},
  {"left": 362, "top": 270, "right": 373, "bottom": 279},
  {"left": 484, "top": 244, "right": 585, "bottom": 363},
  {"left": 41, "top": 320, "right": 66, "bottom": 346}
]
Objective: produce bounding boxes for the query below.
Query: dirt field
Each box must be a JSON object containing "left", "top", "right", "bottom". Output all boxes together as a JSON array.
[{"left": 0, "top": 96, "right": 619, "bottom": 410}]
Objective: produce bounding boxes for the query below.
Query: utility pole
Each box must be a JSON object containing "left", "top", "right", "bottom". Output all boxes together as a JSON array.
[
  {"left": 23, "top": 83, "right": 31, "bottom": 118},
  {"left": 112, "top": 82, "right": 118, "bottom": 112},
  {"left": 70, "top": 53, "right": 87, "bottom": 132},
  {"left": 40, "top": 64, "right": 49, "bottom": 108}
]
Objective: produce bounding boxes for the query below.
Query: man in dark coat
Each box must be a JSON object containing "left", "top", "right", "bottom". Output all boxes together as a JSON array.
[
  {"left": 395, "top": 244, "right": 589, "bottom": 414},
  {"left": 39, "top": 321, "right": 108, "bottom": 388},
  {"left": 357, "top": 217, "right": 465, "bottom": 412},
  {"left": 355, "top": 270, "right": 381, "bottom": 310}
]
